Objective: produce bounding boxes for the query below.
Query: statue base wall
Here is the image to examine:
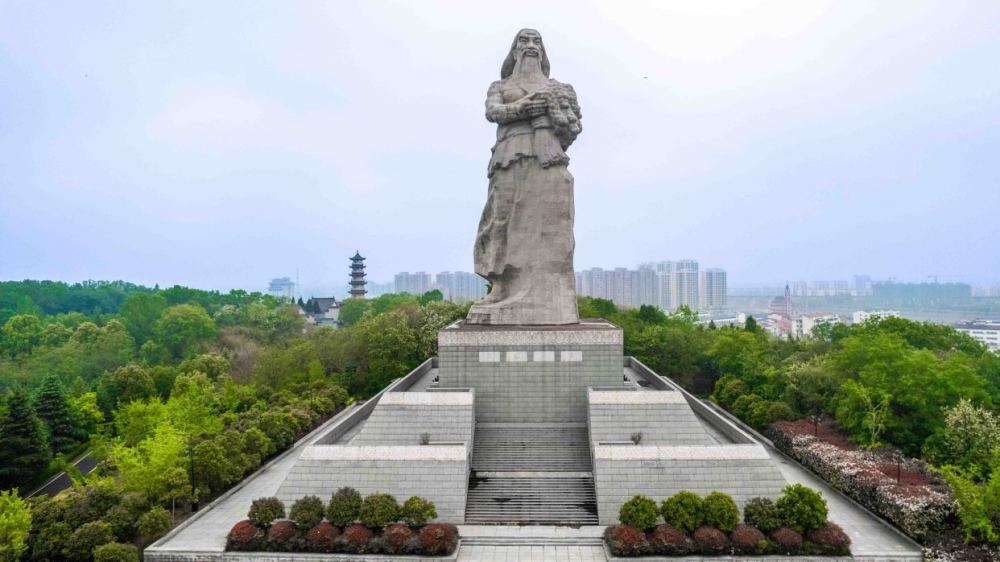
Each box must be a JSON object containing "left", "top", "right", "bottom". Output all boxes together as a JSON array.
[{"left": 436, "top": 319, "right": 622, "bottom": 422}]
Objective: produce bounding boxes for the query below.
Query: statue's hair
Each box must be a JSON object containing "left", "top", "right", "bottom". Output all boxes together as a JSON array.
[{"left": 501, "top": 28, "right": 550, "bottom": 79}]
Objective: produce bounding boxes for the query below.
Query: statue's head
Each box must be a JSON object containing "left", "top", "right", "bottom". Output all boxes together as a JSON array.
[{"left": 501, "top": 28, "right": 550, "bottom": 79}]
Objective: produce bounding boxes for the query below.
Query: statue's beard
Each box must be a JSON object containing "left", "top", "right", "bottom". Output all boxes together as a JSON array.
[{"left": 513, "top": 51, "right": 544, "bottom": 81}]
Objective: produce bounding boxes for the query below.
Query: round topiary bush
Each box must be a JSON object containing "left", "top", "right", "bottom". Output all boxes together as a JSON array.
[
  {"left": 808, "top": 521, "right": 851, "bottom": 555},
  {"left": 226, "top": 520, "right": 263, "bottom": 552},
  {"left": 603, "top": 524, "right": 649, "bottom": 557},
  {"left": 340, "top": 523, "right": 374, "bottom": 554},
  {"left": 418, "top": 523, "right": 459, "bottom": 556},
  {"left": 66, "top": 520, "right": 115, "bottom": 562},
  {"left": 702, "top": 491, "right": 739, "bottom": 532},
  {"left": 619, "top": 495, "right": 659, "bottom": 531},
  {"left": 383, "top": 522, "right": 416, "bottom": 554},
  {"left": 661, "top": 491, "right": 704, "bottom": 533},
  {"left": 93, "top": 542, "right": 139, "bottom": 562},
  {"left": 401, "top": 496, "right": 437, "bottom": 527},
  {"left": 266, "top": 520, "right": 300, "bottom": 552},
  {"left": 648, "top": 523, "right": 694, "bottom": 556},
  {"left": 743, "top": 497, "right": 782, "bottom": 533},
  {"left": 692, "top": 526, "right": 729, "bottom": 555},
  {"left": 770, "top": 526, "right": 803, "bottom": 555},
  {"left": 305, "top": 521, "right": 340, "bottom": 553},
  {"left": 776, "top": 484, "right": 828, "bottom": 533},
  {"left": 290, "top": 495, "right": 325, "bottom": 529},
  {"left": 359, "top": 493, "right": 400, "bottom": 529},
  {"left": 326, "top": 487, "right": 362, "bottom": 527},
  {"left": 730, "top": 523, "right": 768, "bottom": 555},
  {"left": 248, "top": 496, "right": 286, "bottom": 528}
]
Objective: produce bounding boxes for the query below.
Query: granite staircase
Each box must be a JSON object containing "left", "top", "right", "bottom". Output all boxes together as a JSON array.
[{"left": 465, "top": 424, "right": 598, "bottom": 525}]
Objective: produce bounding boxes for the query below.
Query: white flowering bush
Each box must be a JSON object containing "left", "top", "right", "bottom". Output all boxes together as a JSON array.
[{"left": 768, "top": 420, "right": 953, "bottom": 540}]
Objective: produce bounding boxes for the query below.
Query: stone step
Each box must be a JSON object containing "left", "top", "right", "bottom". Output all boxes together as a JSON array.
[
  {"left": 461, "top": 537, "right": 605, "bottom": 546},
  {"left": 466, "top": 476, "right": 598, "bottom": 525}
]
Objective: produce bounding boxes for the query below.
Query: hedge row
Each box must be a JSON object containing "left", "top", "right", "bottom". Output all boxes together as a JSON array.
[
  {"left": 610, "top": 486, "right": 849, "bottom": 557},
  {"left": 228, "top": 490, "right": 456, "bottom": 556},
  {"left": 768, "top": 421, "right": 952, "bottom": 540}
]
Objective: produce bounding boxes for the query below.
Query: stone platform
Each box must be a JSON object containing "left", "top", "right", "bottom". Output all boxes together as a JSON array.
[{"left": 437, "top": 319, "right": 622, "bottom": 422}]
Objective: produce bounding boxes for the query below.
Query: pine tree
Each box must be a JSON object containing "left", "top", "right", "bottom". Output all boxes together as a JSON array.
[
  {"left": 0, "top": 388, "right": 52, "bottom": 488},
  {"left": 35, "top": 375, "right": 82, "bottom": 453}
]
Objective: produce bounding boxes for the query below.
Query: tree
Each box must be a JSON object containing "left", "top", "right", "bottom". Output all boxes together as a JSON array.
[
  {"left": 924, "top": 399, "right": 1000, "bottom": 476},
  {"left": 744, "top": 315, "right": 759, "bottom": 333},
  {"left": 35, "top": 375, "right": 82, "bottom": 453},
  {"left": 68, "top": 391, "right": 105, "bottom": 436},
  {"left": 418, "top": 289, "right": 443, "bottom": 305},
  {"left": 153, "top": 304, "right": 216, "bottom": 361},
  {"left": 112, "top": 422, "right": 191, "bottom": 506},
  {"left": 337, "top": 299, "right": 369, "bottom": 327},
  {"left": 0, "top": 489, "right": 31, "bottom": 562},
  {"left": 191, "top": 439, "right": 228, "bottom": 499},
  {"left": 119, "top": 293, "right": 167, "bottom": 345},
  {"left": 1, "top": 314, "right": 42, "bottom": 357},
  {"left": 637, "top": 305, "right": 667, "bottom": 325},
  {"left": 0, "top": 388, "right": 52, "bottom": 488},
  {"left": 835, "top": 380, "right": 891, "bottom": 448},
  {"left": 99, "top": 364, "right": 155, "bottom": 411}
]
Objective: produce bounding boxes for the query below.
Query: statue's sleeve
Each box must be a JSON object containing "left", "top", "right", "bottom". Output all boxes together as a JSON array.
[{"left": 485, "top": 81, "right": 524, "bottom": 124}]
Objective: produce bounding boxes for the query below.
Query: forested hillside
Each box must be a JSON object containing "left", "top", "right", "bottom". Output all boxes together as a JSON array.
[{"left": 0, "top": 280, "right": 466, "bottom": 561}]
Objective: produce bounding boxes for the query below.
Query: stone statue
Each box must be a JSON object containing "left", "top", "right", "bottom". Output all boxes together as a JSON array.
[{"left": 467, "top": 28, "right": 582, "bottom": 326}]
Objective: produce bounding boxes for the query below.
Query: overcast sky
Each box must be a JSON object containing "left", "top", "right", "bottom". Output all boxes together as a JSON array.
[{"left": 2, "top": 1, "right": 998, "bottom": 295}]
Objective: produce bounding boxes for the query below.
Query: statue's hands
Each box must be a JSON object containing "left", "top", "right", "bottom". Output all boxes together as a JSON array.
[{"left": 515, "top": 96, "right": 547, "bottom": 117}]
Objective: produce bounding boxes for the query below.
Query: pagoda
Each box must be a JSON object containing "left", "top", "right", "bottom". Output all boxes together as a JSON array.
[{"left": 349, "top": 251, "right": 367, "bottom": 298}]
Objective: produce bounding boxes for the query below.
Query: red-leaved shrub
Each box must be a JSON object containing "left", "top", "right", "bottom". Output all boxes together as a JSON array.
[
  {"left": 383, "top": 523, "right": 416, "bottom": 554},
  {"left": 809, "top": 521, "right": 852, "bottom": 555},
  {"left": 771, "top": 526, "right": 803, "bottom": 555},
  {"left": 305, "top": 522, "right": 339, "bottom": 553},
  {"left": 692, "top": 526, "right": 729, "bottom": 555},
  {"left": 730, "top": 523, "right": 768, "bottom": 555},
  {"left": 603, "top": 524, "right": 649, "bottom": 557},
  {"left": 419, "top": 523, "right": 459, "bottom": 556},
  {"left": 266, "top": 520, "right": 299, "bottom": 552},
  {"left": 226, "top": 520, "right": 263, "bottom": 551},
  {"left": 340, "top": 523, "right": 374, "bottom": 553},
  {"left": 649, "top": 523, "right": 694, "bottom": 555}
]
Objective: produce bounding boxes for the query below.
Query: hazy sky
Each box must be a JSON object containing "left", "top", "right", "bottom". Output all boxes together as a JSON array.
[{"left": 2, "top": 1, "right": 998, "bottom": 295}]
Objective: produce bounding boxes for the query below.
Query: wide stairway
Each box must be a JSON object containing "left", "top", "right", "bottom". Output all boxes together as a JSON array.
[{"left": 465, "top": 424, "right": 598, "bottom": 525}]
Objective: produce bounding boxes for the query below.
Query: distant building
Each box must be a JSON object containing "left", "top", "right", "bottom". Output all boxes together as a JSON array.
[
  {"left": 436, "top": 271, "right": 487, "bottom": 302},
  {"left": 769, "top": 284, "right": 793, "bottom": 319},
  {"left": 367, "top": 281, "right": 394, "bottom": 297},
  {"left": 852, "top": 309, "right": 900, "bottom": 324},
  {"left": 795, "top": 313, "right": 841, "bottom": 338},
  {"left": 304, "top": 297, "right": 341, "bottom": 327},
  {"left": 872, "top": 282, "right": 971, "bottom": 303},
  {"left": 954, "top": 320, "right": 1000, "bottom": 352},
  {"left": 267, "top": 277, "right": 296, "bottom": 299},
  {"left": 702, "top": 268, "right": 727, "bottom": 310},
  {"left": 394, "top": 271, "right": 432, "bottom": 295},
  {"left": 349, "top": 252, "right": 367, "bottom": 299},
  {"left": 854, "top": 275, "right": 873, "bottom": 297},
  {"left": 674, "top": 260, "right": 699, "bottom": 310}
]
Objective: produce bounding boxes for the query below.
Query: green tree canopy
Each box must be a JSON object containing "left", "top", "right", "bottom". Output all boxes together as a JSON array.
[
  {"left": 35, "top": 374, "right": 83, "bottom": 453},
  {"left": 0, "top": 388, "right": 52, "bottom": 488},
  {"left": 154, "top": 304, "right": 216, "bottom": 361}
]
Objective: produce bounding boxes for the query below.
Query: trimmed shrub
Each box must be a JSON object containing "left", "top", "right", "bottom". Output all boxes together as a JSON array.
[
  {"left": 66, "top": 520, "right": 114, "bottom": 562},
  {"left": 326, "top": 487, "right": 362, "bottom": 527},
  {"left": 248, "top": 496, "right": 286, "bottom": 528},
  {"left": 619, "top": 495, "right": 659, "bottom": 531},
  {"left": 290, "top": 495, "right": 325, "bottom": 529},
  {"left": 808, "top": 521, "right": 852, "bottom": 555},
  {"left": 776, "top": 484, "right": 828, "bottom": 533},
  {"left": 226, "top": 520, "right": 264, "bottom": 552},
  {"left": 340, "top": 523, "right": 374, "bottom": 554},
  {"left": 418, "top": 523, "right": 459, "bottom": 556},
  {"left": 649, "top": 523, "right": 694, "bottom": 555},
  {"left": 730, "top": 523, "right": 768, "bottom": 555},
  {"left": 603, "top": 524, "right": 649, "bottom": 557},
  {"left": 401, "top": 496, "right": 438, "bottom": 527},
  {"left": 93, "top": 542, "right": 140, "bottom": 562},
  {"left": 305, "top": 521, "right": 340, "bottom": 553},
  {"left": 770, "top": 526, "right": 803, "bottom": 555},
  {"left": 383, "top": 522, "right": 416, "bottom": 554},
  {"left": 661, "top": 491, "right": 704, "bottom": 533},
  {"left": 743, "top": 497, "right": 782, "bottom": 533},
  {"left": 360, "top": 493, "right": 400, "bottom": 529},
  {"left": 702, "top": 491, "right": 739, "bottom": 532},
  {"left": 692, "top": 526, "right": 729, "bottom": 555},
  {"left": 266, "top": 520, "right": 300, "bottom": 552}
]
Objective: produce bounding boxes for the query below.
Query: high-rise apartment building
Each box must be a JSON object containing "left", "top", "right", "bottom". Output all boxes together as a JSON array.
[
  {"left": 674, "top": 259, "right": 699, "bottom": 310},
  {"left": 435, "top": 271, "right": 487, "bottom": 303},
  {"left": 702, "top": 268, "right": 728, "bottom": 310},
  {"left": 394, "top": 271, "right": 432, "bottom": 295}
]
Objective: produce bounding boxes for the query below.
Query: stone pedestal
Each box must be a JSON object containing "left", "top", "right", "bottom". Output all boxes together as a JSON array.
[{"left": 437, "top": 320, "right": 623, "bottom": 422}]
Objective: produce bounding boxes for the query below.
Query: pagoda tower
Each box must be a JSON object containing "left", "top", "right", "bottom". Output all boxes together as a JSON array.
[{"left": 349, "top": 251, "right": 367, "bottom": 298}]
